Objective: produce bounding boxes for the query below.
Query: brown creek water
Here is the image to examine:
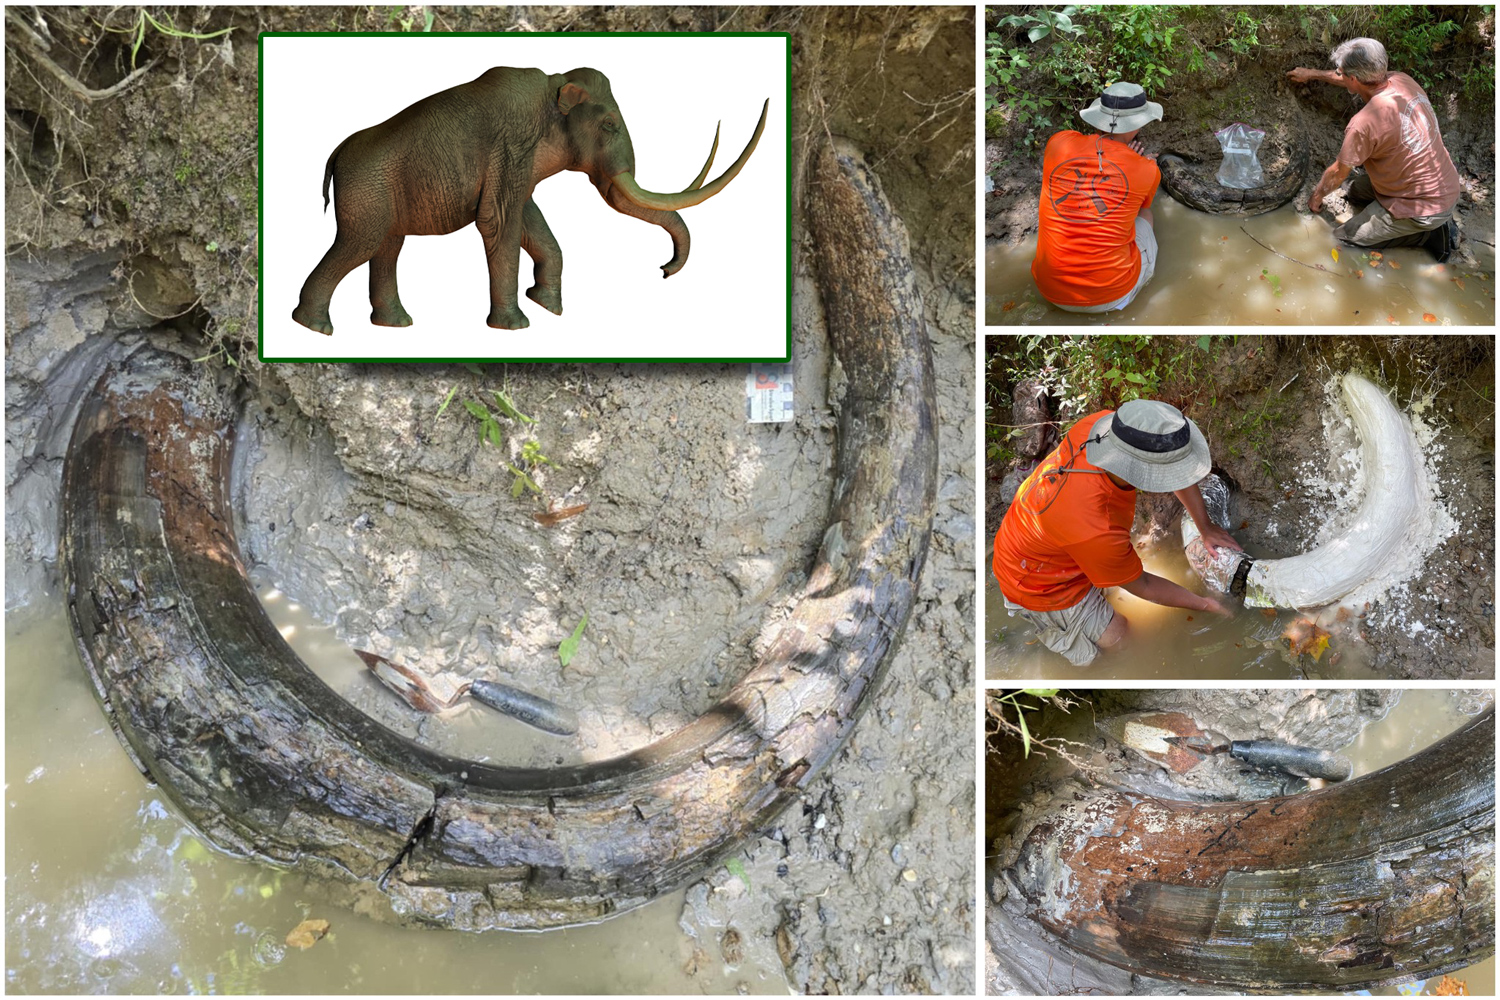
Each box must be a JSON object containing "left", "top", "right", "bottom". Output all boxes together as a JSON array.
[
  {"left": 4, "top": 602, "right": 790, "bottom": 993},
  {"left": 986, "top": 535, "right": 1386, "bottom": 681},
  {"left": 985, "top": 196, "right": 1495, "bottom": 326}
]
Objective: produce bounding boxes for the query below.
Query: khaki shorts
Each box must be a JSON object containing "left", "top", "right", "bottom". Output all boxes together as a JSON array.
[
  {"left": 1002, "top": 586, "right": 1116, "bottom": 667},
  {"left": 1335, "top": 169, "right": 1453, "bottom": 248}
]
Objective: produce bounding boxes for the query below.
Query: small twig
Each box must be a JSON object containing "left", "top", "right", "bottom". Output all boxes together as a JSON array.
[
  {"left": 127, "top": 270, "right": 203, "bottom": 321},
  {"left": 7, "top": 12, "right": 160, "bottom": 102},
  {"left": 1240, "top": 225, "right": 1347, "bottom": 276}
]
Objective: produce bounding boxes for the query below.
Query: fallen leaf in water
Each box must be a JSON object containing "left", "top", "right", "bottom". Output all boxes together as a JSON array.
[
  {"left": 1283, "top": 619, "right": 1331, "bottom": 660},
  {"left": 1388, "top": 258, "right": 1402, "bottom": 269},
  {"left": 1221, "top": 235, "right": 1228, "bottom": 242},
  {"left": 533, "top": 503, "right": 589, "bottom": 526},
  {"left": 1185, "top": 615, "right": 1194, "bottom": 621},
  {"left": 1331, "top": 247, "right": 1339, "bottom": 262},
  {"left": 1386, "top": 314, "right": 1397, "bottom": 324},
  {"left": 1335, "top": 606, "right": 1352, "bottom": 623},
  {"left": 1002, "top": 300, "right": 1017, "bottom": 312},
  {"left": 1433, "top": 974, "right": 1469, "bottom": 996},
  {"left": 1329, "top": 651, "right": 1343, "bottom": 667},
  {"left": 1369, "top": 251, "right": 1383, "bottom": 260},
  {"left": 1261, "top": 608, "right": 1278, "bottom": 618},
  {"left": 1234, "top": 642, "right": 1242, "bottom": 647},
  {"left": 1238, "top": 520, "right": 1249, "bottom": 530},
  {"left": 1368, "top": 258, "right": 1382, "bottom": 268},
  {"left": 1453, "top": 277, "right": 1466, "bottom": 290},
  {"left": 286, "top": 919, "right": 330, "bottom": 950},
  {"left": 1423, "top": 313, "right": 1437, "bottom": 323},
  {"left": 1354, "top": 269, "right": 1364, "bottom": 279}
]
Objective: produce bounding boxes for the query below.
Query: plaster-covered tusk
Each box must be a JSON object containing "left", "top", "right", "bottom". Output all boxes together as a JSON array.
[
  {"left": 1183, "top": 372, "right": 1446, "bottom": 609},
  {"left": 612, "top": 98, "right": 768, "bottom": 211}
]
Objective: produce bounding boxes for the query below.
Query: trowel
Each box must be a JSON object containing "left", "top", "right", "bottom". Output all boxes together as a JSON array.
[
  {"left": 1100, "top": 710, "right": 1352, "bottom": 781},
  {"left": 355, "top": 649, "right": 579, "bottom": 736}
]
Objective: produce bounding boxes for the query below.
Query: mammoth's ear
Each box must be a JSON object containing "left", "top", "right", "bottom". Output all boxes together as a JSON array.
[{"left": 557, "top": 82, "right": 590, "bottom": 115}]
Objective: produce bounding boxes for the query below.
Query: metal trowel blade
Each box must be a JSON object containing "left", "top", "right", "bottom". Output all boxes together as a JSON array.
[{"left": 1098, "top": 711, "right": 1213, "bottom": 774}]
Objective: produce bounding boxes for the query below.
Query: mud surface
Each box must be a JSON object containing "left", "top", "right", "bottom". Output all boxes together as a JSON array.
[
  {"left": 985, "top": 688, "right": 1497, "bottom": 996},
  {"left": 986, "top": 31, "right": 1496, "bottom": 272},
  {"left": 5, "top": 5, "right": 975, "bottom": 992},
  {"left": 986, "top": 335, "right": 1495, "bottom": 680}
]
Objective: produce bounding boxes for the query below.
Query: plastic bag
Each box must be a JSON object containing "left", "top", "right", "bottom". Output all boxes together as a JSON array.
[{"left": 1216, "top": 122, "right": 1266, "bottom": 189}]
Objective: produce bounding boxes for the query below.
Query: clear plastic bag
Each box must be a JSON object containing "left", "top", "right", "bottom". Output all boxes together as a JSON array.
[{"left": 1216, "top": 122, "right": 1266, "bottom": 189}]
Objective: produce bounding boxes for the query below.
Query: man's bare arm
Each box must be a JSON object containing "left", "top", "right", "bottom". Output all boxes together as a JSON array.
[
  {"left": 1309, "top": 159, "right": 1353, "bottom": 213},
  {"left": 1287, "top": 67, "right": 1359, "bottom": 92},
  {"left": 1120, "top": 571, "right": 1232, "bottom": 617},
  {"left": 1172, "top": 483, "right": 1243, "bottom": 555}
]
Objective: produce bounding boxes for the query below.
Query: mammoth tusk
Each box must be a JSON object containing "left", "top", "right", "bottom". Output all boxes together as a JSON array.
[
  {"left": 1184, "top": 372, "right": 1444, "bottom": 609},
  {"left": 1006, "top": 708, "right": 1495, "bottom": 991},
  {"left": 686, "top": 122, "right": 720, "bottom": 191},
  {"left": 60, "top": 137, "right": 933, "bottom": 931},
  {"left": 612, "top": 98, "right": 768, "bottom": 211}
]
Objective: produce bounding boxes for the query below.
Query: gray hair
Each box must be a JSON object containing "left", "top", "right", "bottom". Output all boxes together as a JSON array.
[{"left": 1331, "top": 37, "right": 1389, "bottom": 83}]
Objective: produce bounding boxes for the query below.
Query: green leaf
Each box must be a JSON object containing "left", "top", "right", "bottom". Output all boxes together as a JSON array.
[
  {"left": 558, "top": 614, "right": 589, "bottom": 667},
  {"left": 463, "top": 400, "right": 490, "bottom": 420},
  {"left": 493, "top": 389, "right": 536, "bottom": 424},
  {"left": 1027, "top": 24, "right": 1050, "bottom": 42},
  {"left": 423, "top": 8, "right": 435, "bottom": 30},
  {"left": 436, "top": 385, "right": 459, "bottom": 418},
  {"left": 462, "top": 363, "right": 484, "bottom": 375},
  {"left": 485, "top": 419, "right": 503, "bottom": 448},
  {"left": 1016, "top": 706, "right": 1032, "bottom": 758},
  {"left": 1197, "top": 335, "right": 1212, "bottom": 352},
  {"left": 1020, "top": 688, "right": 1059, "bottom": 698},
  {"left": 1102, "top": 367, "right": 1122, "bottom": 380},
  {"left": 1124, "top": 372, "right": 1147, "bottom": 385},
  {"left": 511, "top": 472, "right": 525, "bottom": 498},
  {"left": 725, "top": 856, "right": 750, "bottom": 890}
]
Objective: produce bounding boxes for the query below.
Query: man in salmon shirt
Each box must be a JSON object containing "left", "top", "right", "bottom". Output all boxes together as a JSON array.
[
  {"left": 993, "top": 399, "right": 1241, "bottom": 667},
  {"left": 1288, "top": 37, "right": 1461, "bottom": 261},
  {"left": 1031, "top": 82, "right": 1163, "bottom": 314}
]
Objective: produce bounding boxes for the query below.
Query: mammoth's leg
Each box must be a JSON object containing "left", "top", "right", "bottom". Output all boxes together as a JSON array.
[
  {"left": 475, "top": 174, "right": 529, "bottom": 331},
  {"left": 521, "top": 199, "right": 563, "bottom": 317},
  {"left": 292, "top": 223, "right": 386, "bottom": 336},
  {"left": 368, "top": 231, "right": 413, "bottom": 328}
]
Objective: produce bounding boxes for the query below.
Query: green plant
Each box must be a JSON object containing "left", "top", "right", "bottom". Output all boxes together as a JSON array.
[
  {"left": 558, "top": 614, "right": 588, "bottom": 666},
  {"left": 463, "top": 399, "right": 505, "bottom": 447},
  {"left": 99, "top": 9, "right": 234, "bottom": 69}
]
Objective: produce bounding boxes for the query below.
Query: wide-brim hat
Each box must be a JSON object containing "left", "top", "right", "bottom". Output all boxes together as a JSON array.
[
  {"left": 1086, "top": 399, "right": 1210, "bottom": 493},
  {"left": 1080, "top": 82, "right": 1164, "bottom": 134}
]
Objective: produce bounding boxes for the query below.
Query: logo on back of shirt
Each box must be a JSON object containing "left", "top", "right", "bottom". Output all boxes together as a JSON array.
[
  {"left": 1399, "top": 94, "right": 1438, "bottom": 155},
  {"left": 1048, "top": 156, "right": 1131, "bottom": 221}
]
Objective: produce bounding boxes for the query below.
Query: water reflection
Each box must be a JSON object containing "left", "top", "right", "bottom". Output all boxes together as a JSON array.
[{"left": 986, "top": 196, "right": 1495, "bottom": 326}]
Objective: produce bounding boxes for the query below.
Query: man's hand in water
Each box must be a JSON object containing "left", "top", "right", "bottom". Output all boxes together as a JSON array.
[
  {"left": 1128, "top": 139, "right": 1156, "bottom": 161},
  {"left": 1200, "top": 594, "right": 1235, "bottom": 619},
  {"left": 1200, "top": 524, "right": 1244, "bottom": 556},
  {"left": 1309, "top": 191, "right": 1325, "bottom": 213}
]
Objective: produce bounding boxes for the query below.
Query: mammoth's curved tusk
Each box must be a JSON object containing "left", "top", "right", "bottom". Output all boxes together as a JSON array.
[
  {"left": 686, "top": 121, "right": 720, "bottom": 191},
  {"left": 60, "top": 136, "right": 933, "bottom": 931},
  {"left": 1184, "top": 372, "right": 1441, "bottom": 609},
  {"left": 1007, "top": 708, "right": 1495, "bottom": 991},
  {"left": 612, "top": 98, "right": 768, "bottom": 211}
]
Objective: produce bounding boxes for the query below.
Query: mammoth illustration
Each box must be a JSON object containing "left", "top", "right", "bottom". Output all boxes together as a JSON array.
[{"left": 291, "top": 66, "right": 767, "bottom": 334}]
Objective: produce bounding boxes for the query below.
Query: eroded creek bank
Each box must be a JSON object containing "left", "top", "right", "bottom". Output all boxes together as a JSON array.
[
  {"left": 985, "top": 688, "right": 1497, "bottom": 996},
  {"left": 985, "top": 336, "right": 1495, "bottom": 681},
  {"left": 6, "top": 5, "right": 975, "bottom": 992}
]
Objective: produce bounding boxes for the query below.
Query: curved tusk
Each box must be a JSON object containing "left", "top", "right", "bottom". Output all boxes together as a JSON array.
[
  {"left": 60, "top": 137, "right": 933, "bottom": 931},
  {"left": 686, "top": 121, "right": 720, "bottom": 191},
  {"left": 1005, "top": 708, "right": 1495, "bottom": 991},
  {"left": 1184, "top": 373, "right": 1443, "bottom": 609},
  {"left": 612, "top": 98, "right": 768, "bottom": 211}
]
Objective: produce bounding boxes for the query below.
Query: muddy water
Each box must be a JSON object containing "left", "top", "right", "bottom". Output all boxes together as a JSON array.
[
  {"left": 985, "top": 196, "right": 1495, "bottom": 326},
  {"left": 4, "top": 603, "right": 789, "bottom": 993},
  {"left": 986, "top": 535, "right": 1383, "bottom": 681}
]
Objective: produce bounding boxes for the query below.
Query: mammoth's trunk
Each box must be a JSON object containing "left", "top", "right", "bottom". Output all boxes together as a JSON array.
[{"left": 606, "top": 185, "right": 690, "bottom": 277}]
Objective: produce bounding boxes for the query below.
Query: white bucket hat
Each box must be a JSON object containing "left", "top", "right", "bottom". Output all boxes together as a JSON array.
[
  {"left": 1080, "top": 82, "right": 1165, "bottom": 134},
  {"left": 1086, "top": 399, "right": 1210, "bottom": 492}
]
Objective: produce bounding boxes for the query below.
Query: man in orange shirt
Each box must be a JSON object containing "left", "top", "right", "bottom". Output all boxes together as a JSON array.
[
  {"left": 1289, "top": 37, "right": 1461, "bottom": 261},
  {"left": 993, "top": 399, "right": 1241, "bottom": 667},
  {"left": 1032, "top": 82, "right": 1163, "bottom": 313}
]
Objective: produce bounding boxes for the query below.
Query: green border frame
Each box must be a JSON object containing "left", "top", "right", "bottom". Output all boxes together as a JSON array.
[{"left": 258, "top": 30, "right": 793, "bottom": 364}]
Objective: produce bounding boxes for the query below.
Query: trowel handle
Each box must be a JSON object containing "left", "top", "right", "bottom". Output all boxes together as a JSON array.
[
  {"left": 1229, "top": 740, "right": 1353, "bottom": 781},
  {"left": 468, "top": 679, "right": 580, "bottom": 737}
]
